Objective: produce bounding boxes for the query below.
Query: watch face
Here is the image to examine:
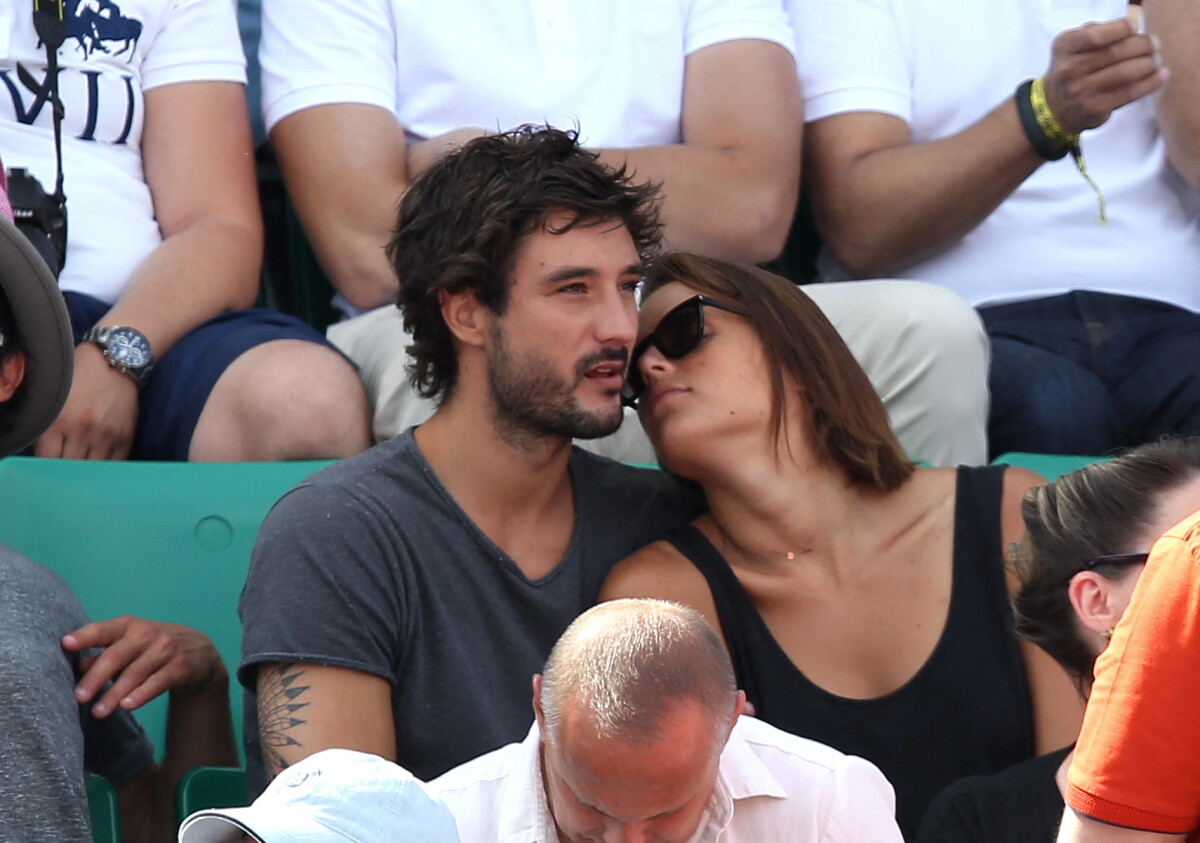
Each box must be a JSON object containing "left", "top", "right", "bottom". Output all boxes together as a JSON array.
[{"left": 108, "top": 329, "right": 152, "bottom": 368}]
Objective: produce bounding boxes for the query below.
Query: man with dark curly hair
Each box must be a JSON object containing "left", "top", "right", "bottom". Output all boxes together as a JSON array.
[
  {"left": 262, "top": 0, "right": 993, "bottom": 469},
  {"left": 238, "top": 127, "right": 700, "bottom": 794}
]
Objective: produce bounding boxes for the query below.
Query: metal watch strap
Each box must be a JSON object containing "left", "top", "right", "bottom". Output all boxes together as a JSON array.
[{"left": 82, "top": 325, "right": 153, "bottom": 385}]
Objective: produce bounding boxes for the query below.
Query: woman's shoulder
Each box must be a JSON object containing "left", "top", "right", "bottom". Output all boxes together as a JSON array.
[
  {"left": 999, "top": 466, "right": 1047, "bottom": 574},
  {"left": 908, "top": 464, "right": 1045, "bottom": 530},
  {"left": 600, "top": 531, "right": 723, "bottom": 633},
  {"left": 603, "top": 536, "right": 705, "bottom": 600}
]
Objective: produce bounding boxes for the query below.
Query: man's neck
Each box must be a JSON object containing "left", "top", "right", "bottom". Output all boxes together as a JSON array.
[{"left": 414, "top": 400, "right": 577, "bottom": 580}]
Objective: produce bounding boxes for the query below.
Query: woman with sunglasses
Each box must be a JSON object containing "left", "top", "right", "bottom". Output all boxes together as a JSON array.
[
  {"left": 916, "top": 437, "right": 1200, "bottom": 842},
  {"left": 602, "top": 251, "right": 1083, "bottom": 838}
]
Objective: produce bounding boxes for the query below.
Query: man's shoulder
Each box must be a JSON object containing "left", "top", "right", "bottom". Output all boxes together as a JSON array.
[
  {"left": 729, "top": 715, "right": 882, "bottom": 780},
  {"left": 725, "top": 717, "right": 899, "bottom": 835},
  {"left": 569, "top": 450, "right": 698, "bottom": 513},
  {"left": 932, "top": 744, "right": 1067, "bottom": 804},
  {"left": 264, "top": 435, "right": 428, "bottom": 518},
  {"left": 428, "top": 733, "right": 535, "bottom": 831},
  {"left": 429, "top": 737, "right": 529, "bottom": 793},
  {"left": 0, "top": 542, "right": 89, "bottom": 640},
  {"left": 0, "top": 544, "right": 77, "bottom": 605},
  {"left": 299, "top": 433, "right": 420, "bottom": 489},
  {"left": 249, "top": 434, "right": 454, "bottom": 572},
  {"left": 918, "top": 747, "right": 1067, "bottom": 842}
]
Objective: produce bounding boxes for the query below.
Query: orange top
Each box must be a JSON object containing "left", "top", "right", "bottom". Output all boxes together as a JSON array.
[{"left": 1067, "top": 509, "right": 1200, "bottom": 838}]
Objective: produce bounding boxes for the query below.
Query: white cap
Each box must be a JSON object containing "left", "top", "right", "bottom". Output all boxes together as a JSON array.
[{"left": 178, "top": 750, "right": 461, "bottom": 843}]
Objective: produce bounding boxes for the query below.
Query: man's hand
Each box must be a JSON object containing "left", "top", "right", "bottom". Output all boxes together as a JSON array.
[
  {"left": 63, "top": 616, "right": 227, "bottom": 718},
  {"left": 1043, "top": 16, "right": 1168, "bottom": 136},
  {"left": 34, "top": 343, "right": 139, "bottom": 460}
]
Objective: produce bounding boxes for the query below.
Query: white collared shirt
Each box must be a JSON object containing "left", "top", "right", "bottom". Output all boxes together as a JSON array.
[{"left": 430, "top": 717, "right": 902, "bottom": 843}]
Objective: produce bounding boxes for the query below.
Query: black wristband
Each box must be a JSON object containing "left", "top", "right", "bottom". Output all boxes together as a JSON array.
[{"left": 1014, "top": 78, "right": 1069, "bottom": 161}]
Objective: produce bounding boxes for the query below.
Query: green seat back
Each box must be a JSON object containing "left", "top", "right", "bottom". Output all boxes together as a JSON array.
[
  {"left": 175, "top": 766, "right": 248, "bottom": 826},
  {"left": 85, "top": 772, "right": 121, "bottom": 843},
  {"left": 991, "top": 451, "right": 1109, "bottom": 481},
  {"left": 0, "top": 457, "right": 333, "bottom": 761}
]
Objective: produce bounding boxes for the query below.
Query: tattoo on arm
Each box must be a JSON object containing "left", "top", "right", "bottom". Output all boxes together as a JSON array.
[{"left": 258, "top": 663, "right": 310, "bottom": 776}]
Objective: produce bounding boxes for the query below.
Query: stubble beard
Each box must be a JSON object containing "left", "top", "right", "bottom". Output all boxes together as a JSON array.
[{"left": 487, "top": 324, "right": 626, "bottom": 450}]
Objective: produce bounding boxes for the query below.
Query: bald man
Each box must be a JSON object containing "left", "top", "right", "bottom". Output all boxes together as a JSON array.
[{"left": 431, "top": 599, "right": 902, "bottom": 842}]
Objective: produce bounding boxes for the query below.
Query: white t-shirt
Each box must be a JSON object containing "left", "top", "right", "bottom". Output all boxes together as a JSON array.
[
  {"left": 260, "top": 0, "right": 795, "bottom": 149},
  {"left": 789, "top": 0, "right": 1200, "bottom": 311},
  {"left": 430, "top": 717, "right": 903, "bottom": 842},
  {"left": 0, "top": 0, "right": 245, "bottom": 304}
]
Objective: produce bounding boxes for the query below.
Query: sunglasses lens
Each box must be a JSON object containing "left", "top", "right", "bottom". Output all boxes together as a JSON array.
[
  {"left": 622, "top": 337, "right": 651, "bottom": 406},
  {"left": 623, "top": 298, "right": 707, "bottom": 407},
  {"left": 656, "top": 300, "right": 704, "bottom": 359},
  {"left": 622, "top": 367, "right": 644, "bottom": 406}
]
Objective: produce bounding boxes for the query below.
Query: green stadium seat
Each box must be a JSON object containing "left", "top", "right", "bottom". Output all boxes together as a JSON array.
[
  {"left": 0, "top": 457, "right": 334, "bottom": 762},
  {"left": 991, "top": 451, "right": 1109, "bottom": 481},
  {"left": 86, "top": 772, "right": 122, "bottom": 843},
  {"left": 175, "top": 766, "right": 248, "bottom": 826}
]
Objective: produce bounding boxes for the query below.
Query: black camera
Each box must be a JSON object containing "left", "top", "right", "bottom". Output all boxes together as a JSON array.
[{"left": 6, "top": 167, "right": 67, "bottom": 279}]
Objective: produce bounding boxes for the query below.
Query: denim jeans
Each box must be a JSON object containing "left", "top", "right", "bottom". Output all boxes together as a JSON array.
[{"left": 981, "top": 291, "right": 1200, "bottom": 457}]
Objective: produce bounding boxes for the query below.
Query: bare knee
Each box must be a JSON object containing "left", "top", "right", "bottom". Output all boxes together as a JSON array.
[{"left": 190, "top": 340, "right": 372, "bottom": 461}]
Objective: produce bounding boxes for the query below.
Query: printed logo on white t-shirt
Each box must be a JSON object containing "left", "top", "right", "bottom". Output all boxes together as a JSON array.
[
  {"left": 0, "top": 0, "right": 143, "bottom": 147},
  {"left": 66, "top": 0, "right": 143, "bottom": 61}
]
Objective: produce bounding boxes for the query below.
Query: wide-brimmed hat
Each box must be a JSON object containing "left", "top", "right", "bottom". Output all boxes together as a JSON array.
[
  {"left": 0, "top": 214, "right": 72, "bottom": 455},
  {"left": 178, "top": 749, "right": 462, "bottom": 843}
]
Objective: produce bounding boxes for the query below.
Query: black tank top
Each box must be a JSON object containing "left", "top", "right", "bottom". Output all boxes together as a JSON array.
[{"left": 666, "top": 465, "right": 1034, "bottom": 840}]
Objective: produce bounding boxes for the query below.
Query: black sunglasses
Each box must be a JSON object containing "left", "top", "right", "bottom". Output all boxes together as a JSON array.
[
  {"left": 1084, "top": 552, "right": 1149, "bottom": 572},
  {"left": 621, "top": 295, "right": 748, "bottom": 408}
]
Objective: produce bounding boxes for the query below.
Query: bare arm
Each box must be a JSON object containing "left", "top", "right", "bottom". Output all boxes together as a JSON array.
[
  {"left": 62, "top": 618, "right": 237, "bottom": 843},
  {"left": 271, "top": 105, "right": 409, "bottom": 312},
  {"left": 109, "top": 80, "right": 263, "bottom": 351},
  {"left": 596, "top": 37, "right": 802, "bottom": 263},
  {"left": 277, "top": 38, "right": 800, "bottom": 312},
  {"left": 35, "top": 80, "right": 262, "bottom": 460},
  {"left": 601, "top": 540, "right": 726, "bottom": 641},
  {"left": 1021, "top": 635, "right": 1086, "bottom": 753},
  {"left": 806, "top": 18, "right": 1166, "bottom": 277},
  {"left": 254, "top": 662, "right": 395, "bottom": 782},
  {"left": 1057, "top": 810, "right": 1186, "bottom": 842},
  {"left": 1144, "top": 0, "right": 1200, "bottom": 188}
]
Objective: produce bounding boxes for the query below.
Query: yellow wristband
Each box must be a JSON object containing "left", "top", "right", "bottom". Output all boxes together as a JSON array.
[
  {"left": 1031, "top": 76, "right": 1107, "bottom": 224},
  {"left": 1030, "top": 77, "right": 1080, "bottom": 149}
]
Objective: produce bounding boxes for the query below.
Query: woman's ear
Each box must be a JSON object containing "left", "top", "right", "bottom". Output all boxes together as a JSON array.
[
  {"left": 0, "top": 351, "right": 26, "bottom": 402},
  {"left": 1067, "top": 571, "right": 1122, "bottom": 636}
]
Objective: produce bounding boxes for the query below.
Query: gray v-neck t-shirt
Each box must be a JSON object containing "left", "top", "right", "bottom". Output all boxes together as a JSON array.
[{"left": 240, "top": 430, "right": 697, "bottom": 792}]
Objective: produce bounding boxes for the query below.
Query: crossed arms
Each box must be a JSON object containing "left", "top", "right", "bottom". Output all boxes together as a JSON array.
[
  {"left": 802, "top": 2, "right": 1197, "bottom": 278},
  {"left": 272, "top": 37, "right": 801, "bottom": 312}
]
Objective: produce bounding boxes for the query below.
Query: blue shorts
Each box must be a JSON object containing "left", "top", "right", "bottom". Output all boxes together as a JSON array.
[{"left": 65, "top": 292, "right": 339, "bottom": 461}]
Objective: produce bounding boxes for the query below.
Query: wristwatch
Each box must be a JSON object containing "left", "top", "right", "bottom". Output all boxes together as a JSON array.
[{"left": 81, "top": 325, "right": 155, "bottom": 384}]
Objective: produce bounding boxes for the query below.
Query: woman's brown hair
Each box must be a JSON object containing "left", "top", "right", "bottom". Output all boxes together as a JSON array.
[{"left": 642, "top": 252, "right": 914, "bottom": 492}]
